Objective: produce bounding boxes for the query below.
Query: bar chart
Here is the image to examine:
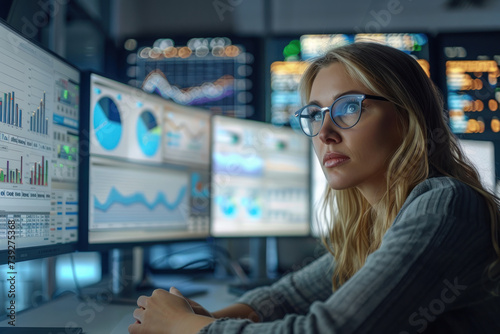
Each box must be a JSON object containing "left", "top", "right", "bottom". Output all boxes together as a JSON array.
[
  {"left": 29, "top": 92, "right": 49, "bottom": 135},
  {"left": 0, "top": 91, "right": 23, "bottom": 128},
  {"left": 29, "top": 156, "right": 48, "bottom": 186},
  {"left": 0, "top": 156, "right": 23, "bottom": 184}
]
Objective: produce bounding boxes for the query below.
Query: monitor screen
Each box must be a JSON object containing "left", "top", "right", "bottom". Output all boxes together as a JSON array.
[
  {"left": 122, "top": 37, "right": 258, "bottom": 119},
  {"left": 459, "top": 139, "right": 496, "bottom": 193},
  {"left": 0, "top": 20, "right": 80, "bottom": 264},
  {"left": 270, "top": 60, "right": 308, "bottom": 127},
  {"left": 211, "top": 116, "right": 310, "bottom": 237},
  {"left": 300, "top": 33, "right": 430, "bottom": 76},
  {"left": 269, "top": 37, "right": 304, "bottom": 126},
  {"left": 79, "top": 73, "right": 210, "bottom": 249},
  {"left": 438, "top": 32, "right": 500, "bottom": 137}
]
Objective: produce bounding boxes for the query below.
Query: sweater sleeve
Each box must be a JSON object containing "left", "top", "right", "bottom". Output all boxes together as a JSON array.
[
  {"left": 199, "top": 177, "right": 498, "bottom": 334},
  {"left": 235, "top": 252, "right": 335, "bottom": 321}
]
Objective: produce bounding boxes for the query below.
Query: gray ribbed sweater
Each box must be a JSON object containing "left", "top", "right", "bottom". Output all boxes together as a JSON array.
[{"left": 200, "top": 176, "right": 500, "bottom": 333}]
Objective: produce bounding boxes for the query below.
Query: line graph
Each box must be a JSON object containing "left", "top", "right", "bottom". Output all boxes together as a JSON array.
[
  {"left": 142, "top": 70, "right": 234, "bottom": 105},
  {"left": 163, "top": 110, "right": 210, "bottom": 166},
  {"left": 166, "top": 115, "right": 206, "bottom": 141},
  {"left": 94, "top": 186, "right": 187, "bottom": 212},
  {"left": 91, "top": 163, "right": 190, "bottom": 226},
  {"left": 134, "top": 41, "right": 254, "bottom": 118}
]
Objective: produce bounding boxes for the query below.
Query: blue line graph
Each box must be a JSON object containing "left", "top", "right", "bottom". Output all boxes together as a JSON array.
[
  {"left": 91, "top": 164, "right": 190, "bottom": 226},
  {"left": 94, "top": 186, "right": 187, "bottom": 212}
]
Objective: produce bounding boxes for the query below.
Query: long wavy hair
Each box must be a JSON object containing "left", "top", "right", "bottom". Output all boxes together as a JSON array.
[{"left": 300, "top": 42, "right": 500, "bottom": 292}]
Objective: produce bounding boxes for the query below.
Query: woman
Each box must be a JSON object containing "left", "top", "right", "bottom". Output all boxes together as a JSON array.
[{"left": 129, "top": 42, "right": 500, "bottom": 333}]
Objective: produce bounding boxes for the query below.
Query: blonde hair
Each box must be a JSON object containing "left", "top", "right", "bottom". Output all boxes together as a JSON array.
[{"left": 300, "top": 42, "right": 500, "bottom": 291}]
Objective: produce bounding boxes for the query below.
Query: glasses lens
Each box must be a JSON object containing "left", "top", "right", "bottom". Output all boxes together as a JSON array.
[
  {"left": 331, "top": 96, "right": 362, "bottom": 128},
  {"left": 299, "top": 105, "right": 324, "bottom": 136}
]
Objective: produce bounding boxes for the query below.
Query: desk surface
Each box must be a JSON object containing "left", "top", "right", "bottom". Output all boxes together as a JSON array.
[{"left": 0, "top": 278, "right": 238, "bottom": 333}]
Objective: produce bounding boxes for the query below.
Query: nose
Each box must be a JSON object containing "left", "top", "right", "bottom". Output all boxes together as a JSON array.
[{"left": 317, "top": 111, "right": 341, "bottom": 144}]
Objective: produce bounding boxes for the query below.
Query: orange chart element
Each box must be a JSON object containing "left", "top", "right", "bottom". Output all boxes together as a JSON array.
[
  {"left": 491, "top": 117, "right": 500, "bottom": 133},
  {"left": 465, "top": 118, "right": 485, "bottom": 133},
  {"left": 270, "top": 61, "right": 309, "bottom": 75},
  {"left": 489, "top": 99, "right": 498, "bottom": 112},
  {"left": 463, "top": 100, "right": 484, "bottom": 112},
  {"left": 446, "top": 60, "right": 498, "bottom": 73}
]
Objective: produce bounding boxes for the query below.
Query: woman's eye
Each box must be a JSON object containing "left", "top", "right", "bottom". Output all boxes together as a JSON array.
[
  {"left": 308, "top": 108, "right": 323, "bottom": 121},
  {"left": 341, "top": 102, "right": 360, "bottom": 115}
]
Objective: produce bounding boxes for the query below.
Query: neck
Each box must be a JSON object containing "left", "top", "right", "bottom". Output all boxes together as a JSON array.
[{"left": 356, "top": 177, "right": 387, "bottom": 206}]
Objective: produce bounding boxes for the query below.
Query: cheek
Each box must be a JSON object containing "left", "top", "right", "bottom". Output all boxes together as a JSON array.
[
  {"left": 379, "top": 112, "right": 404, "bottom": 153},
  {"left": 352, "top": 116, "right": 401, "bottom": 161}
]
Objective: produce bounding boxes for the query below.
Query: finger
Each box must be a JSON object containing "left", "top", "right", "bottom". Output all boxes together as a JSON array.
[
  {"left": 128, "top": 322, "right": 140, "bottom": 333},
  {"left": 169, "top": 286, "right": 183, "bottom": 297},
  {"left": 152, "top": 288, "right": 167, "bottom": 296},
  {"left": 186, "top": 299, "right": 200, "bottom": 307},
  {"left": 137, "top": 295, "right": 148, "bottom": 308},
  {"left": 133, "top": 307, "right": 145, "bottom": 323}
]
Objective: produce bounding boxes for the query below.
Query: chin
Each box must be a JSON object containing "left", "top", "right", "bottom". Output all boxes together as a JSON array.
[{"left": 326, "top": 180, "right": 355, "bottom": 191}]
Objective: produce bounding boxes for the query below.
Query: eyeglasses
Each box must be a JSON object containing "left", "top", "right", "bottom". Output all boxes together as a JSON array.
[{"left": 294, "top": 94, "right": 389, "bottom": 137}]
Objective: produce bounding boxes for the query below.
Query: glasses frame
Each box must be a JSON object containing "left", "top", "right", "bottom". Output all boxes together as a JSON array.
[{"left": 294, "top": 94, "right": 389, "bottom": 137}]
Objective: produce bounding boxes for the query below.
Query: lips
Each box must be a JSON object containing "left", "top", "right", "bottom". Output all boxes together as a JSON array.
[{"left": 323, "top": 152, "right": 350, "bottom": 168}]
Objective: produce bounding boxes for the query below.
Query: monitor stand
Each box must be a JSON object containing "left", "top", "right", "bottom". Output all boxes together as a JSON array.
[
  {"left": 228, "top": 237, "right": 280, "bottom": 296},
  {"left": 105, "top": 247, "right": 207, "bottom": 304},
  {"left": 249, "top": 237, "right": 279, "bottom": 280},
  {"left": 108, "top": 247, "right": 140, "bottom": 304}
]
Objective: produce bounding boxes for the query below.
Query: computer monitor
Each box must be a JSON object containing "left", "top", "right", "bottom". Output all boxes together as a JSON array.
[
  {"left": 121, "top": 36, "right": 260, "bottom": 120},
  {"left": 211, "top": 116, "right": 310, "bottom": 237},
  {"left": 437, "top": 32, "right": 500, "bottom": 137},
  {"left": 79, "top": 73, "right": 211, "bottom": 250},
  {"left": 78, "top": 73, "right": 212, "bottom": 300},
  {"left": 0, "top": 19, "right": 80, "bottom": 264}
]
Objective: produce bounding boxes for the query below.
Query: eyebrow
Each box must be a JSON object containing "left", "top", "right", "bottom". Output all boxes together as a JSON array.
[{"left": 307, "top": 90, "right": 366, "bottom": 106}]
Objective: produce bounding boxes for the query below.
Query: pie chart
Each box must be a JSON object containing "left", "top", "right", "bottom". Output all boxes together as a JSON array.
[
  {"left": 137, "top": 110, "right": 161, "bottom": 156},
  {"left": 93, "top": 97, "right": 122, "bottom": 150}
]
